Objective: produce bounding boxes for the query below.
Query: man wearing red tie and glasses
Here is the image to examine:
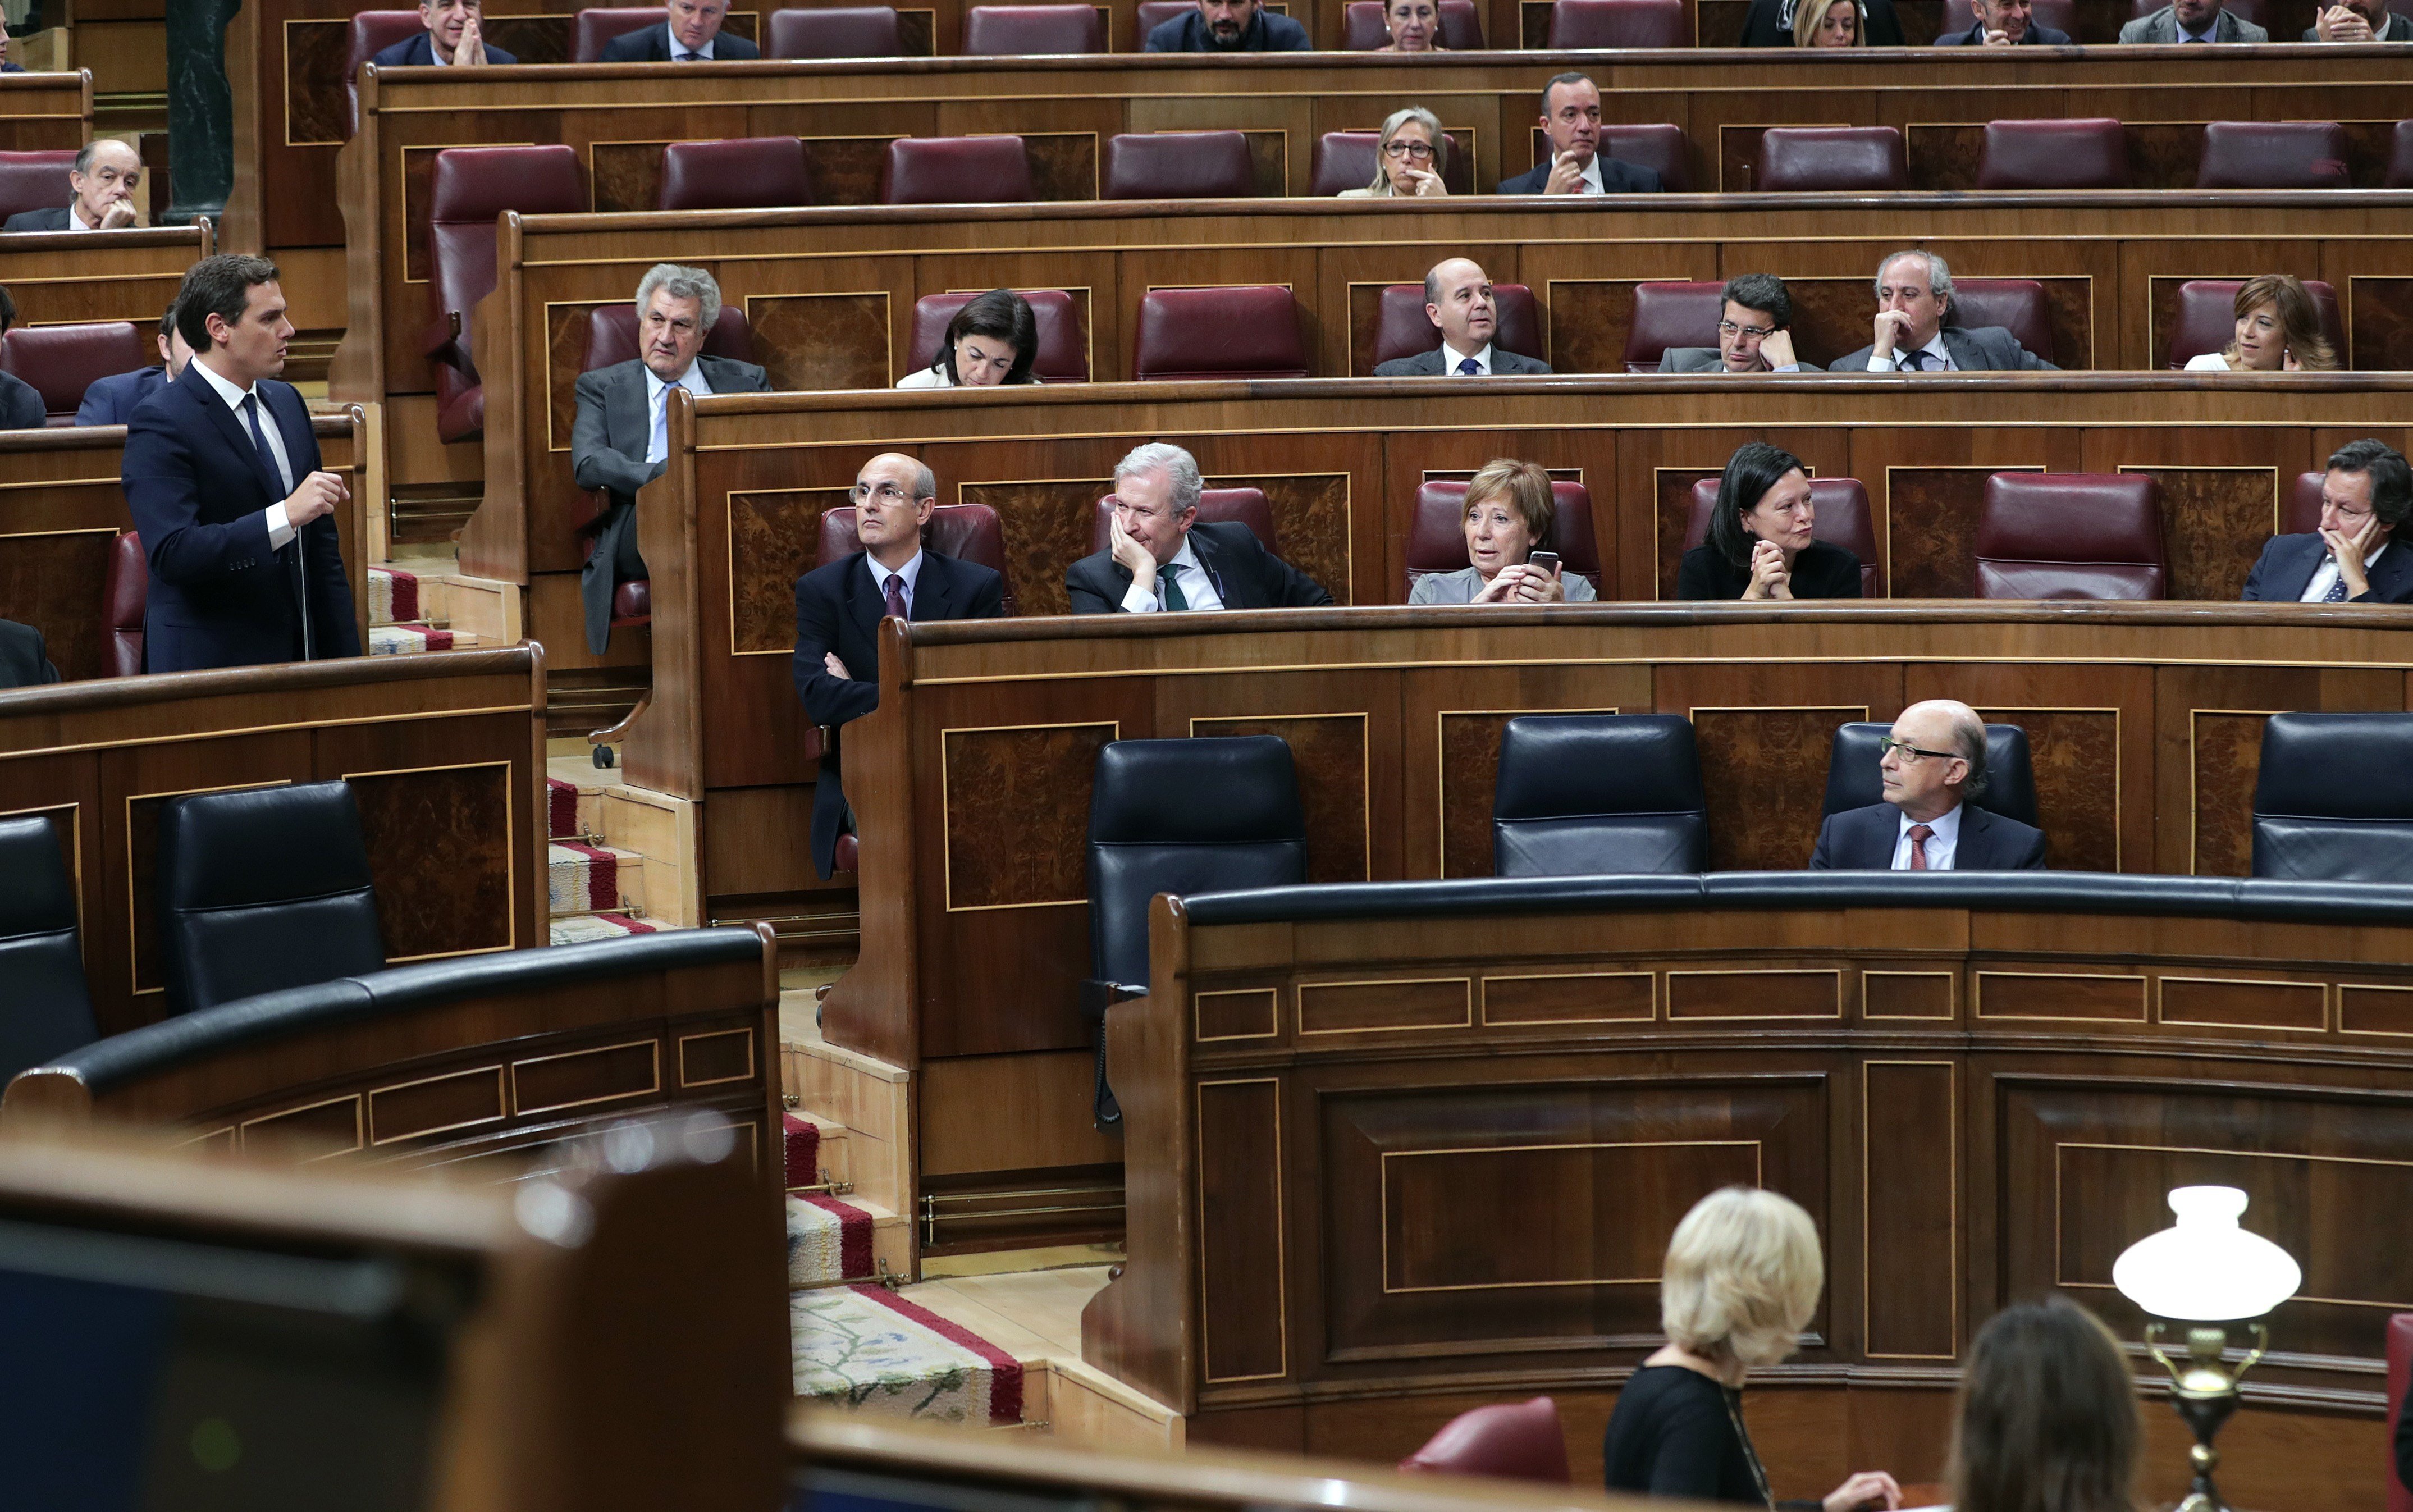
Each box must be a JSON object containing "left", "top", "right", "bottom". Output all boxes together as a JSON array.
[{"left": 1809, "top": 700, "right": 2047, "bottom": 871}]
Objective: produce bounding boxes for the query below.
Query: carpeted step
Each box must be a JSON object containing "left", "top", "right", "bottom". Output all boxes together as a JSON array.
[
  {"left": 368, "top": 565, "right": 420, "bottom": 625},
  {"left": 547, "top": 912, "right": 657, "bottom": 945},
  {"left": 546, "top": 777, "right": 581, "bottom": 841},
  {"left": 787, "top": 1192, "right": 907, "bottom": 1286},
  {"left": 368, "top": 623, "right": 455, "bottom": 655},
  {"left": 547, "top": 840, "right": 643, "bottom": 916},
  {"left": 790, "top": 1284, "right": 1024, "bottom": 1426}
]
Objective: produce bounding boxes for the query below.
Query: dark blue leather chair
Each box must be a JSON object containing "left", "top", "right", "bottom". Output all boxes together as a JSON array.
[
  {"left": 1084, "top": 736, "right": 1305, "bottom": 1127},
  {"left": 0, "top": 814, "right": 99, "bottom": 1081},
  {"left": 2252, "top": 713, "right": 2413, "bottom": 882},
  {"left": 1822, "top": 721, "right": 2039, "bottom": 826},
  {"left": 157, "top": 780, "right": 386, "bottom": 1017},
  {"left": 1491, "top": 715, "right": 1708, "bottom": 877}
]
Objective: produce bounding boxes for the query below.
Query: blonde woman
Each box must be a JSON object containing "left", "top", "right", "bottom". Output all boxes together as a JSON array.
[
  {"left": 2183, "top": 274, "right": 2338, "bottom": 373},
  {"left": 1793, "top": 0, "right": 1864, "bottom": 44},
  {"left": 1341, "top": 106, "right": 1450, "bottom": 198},
  {"left": 1602, "top": 1187, "right": 1902, "bottom": 1511}
]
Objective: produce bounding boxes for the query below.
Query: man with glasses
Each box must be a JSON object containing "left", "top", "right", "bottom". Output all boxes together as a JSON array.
[
  {"left": 1809, "top": 700, "right": 2048, "bottom": 870},
  {"left": 1066, "top": 442, "right": 1331, "bottom": 614},
  {"left": 573, "top": 263, "right": 768, "bottom": 653},
  {"left": 1658, "top": 274, "right": 1805, "bottom": 374},
  {"left": 792, "top": 452, "right": 1006, "bottom": 878},
  {"left": 2242, "top": 440, "right": 2413, "bottom": 604},
  {"left": 1374, "top": 258, "right": 1551, "bottom": 376}
]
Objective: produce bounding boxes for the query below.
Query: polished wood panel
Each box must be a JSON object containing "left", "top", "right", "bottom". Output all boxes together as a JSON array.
[{"left": 0, "top": 71, "right": 93, "bottom": 151}]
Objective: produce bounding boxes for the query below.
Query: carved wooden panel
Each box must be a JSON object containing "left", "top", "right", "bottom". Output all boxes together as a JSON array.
[
  {"left": 1863, "top": 1061, "right": 1955, "bottom": 1359},
  {"left": 748, "top": 293, "right": 892, "bottom": 394},
  {"left": 1885, "top": 465, "right": 2044, "bottom": 599},
  {"left": 1198, "top": 1078, "right": 1287, "bottom": 1383},
  {"left": 1975, "top": 970, "right": 2146, "bottom": 1022},
  {"left": 2120, "top": 467, "right": 2276, "bottom": 604},
  {"left": 1196, "top": 988, "right": 1279, "bottom": 1042},
  {"left": 1193, "top": 714, "right": 1367, "bottom": 883},
  {"left": 2159, "top": 975, "right": 2325, "bottom": 1034},
  {"left": 0, "top": 527, "right": 116, "bottom": 682},
  {"left": 942, "top": 722, "right": 1113, "bottom": 909},
  {"left": 1690, "top": 707, "right": 1866, "bottom": 871},
  {"left": 1971, "top": 707, "right": 2119, "bottom": 873},
  {"left": 1546, "top": 281, "right": 1642, "bottom": 377},
  {"left": 2190, "top": 710, "right": 2269, "bottom": 877},
  {"left": 368, "top": 1065, "right": 507, "bottom": 1146},
  {"left": 679, "top": 1026, "right": 757, "bottom": 1086},
  {"left": 2349, "top": 277, "right": 2413, "bottom": 373},
  {"left": 282, "top": 20, "right": 354, "bottom": 146},
  {"left": 957, "top": 478, "right": 1107, "bottom": 620},
  {"left": 1480, "top": 970, "right": 1652, "bottom": 1026},
  {"left": 1298, "top": 978, "right": 1469, "bottom": 1036},
  {"left": 2341, "top": 984, "right": 2413, "bottom": 1037},
  {"left": 511, "top": 1037, "right": 661, "bottom": 1115},
  {"left": 1865, "top": 971, "right": 1954, "bottom": 1020},
  {"left": 348, "top": 762, "right": 516, "bottom": 960},
  {"left": 1025, "top": 134, "right": 1100, "bottom": 202},
  {"left": 1667, "top": 969, "right": 1841, "bottom": 1020},
  {"left": 1655, "top": 468, "right": 1719, "bottom": 599},
  {"left": 1213, "top": 472, "right": 1352, "bottom": 607},
  {"left": 728, "top": 487, "right": 848, "bottom": 656},
  {"left": 591, "top": 140, "right": 669, "bottom": 214},
  {"left": 799, "top": 138, "right": 899, "bottom": 207},
  {"left": 243, "top": 1094, "right": 363, "bottom": 1154}
]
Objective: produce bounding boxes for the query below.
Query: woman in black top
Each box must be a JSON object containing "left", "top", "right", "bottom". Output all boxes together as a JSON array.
[
  {"left": 1602, "top": 1186, "right": 1900, "bottom": 1511},
  {"left": 1677, "top": 442, "right": 1864, "bottom": 603}
]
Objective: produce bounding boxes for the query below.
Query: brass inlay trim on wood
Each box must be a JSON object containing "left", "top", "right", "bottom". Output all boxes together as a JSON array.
[
  {"left": 342, "top": 759, "right": 519, "bottom": 953},
  {"left": 2156, "top": 974, "right": 2329, "bottom": 1034},
  {"left": 1296, "top": 975, "right": 1472, "bottom": 1035},
  {"left": 2187, "top": 707, "right": 2281, "bottom": 877},
  {"left": 1196, "top": 1076, "right": 1288, "bottom": 1384},
  {"left": 938, "top": 719, "right": 1118, "bottom": 913},
  {"left": 510, "top": 1036, "right": 663, "bottom": 1115},
  {"left": 1194, "top": 986, "right": 1281, "bottom": 1042},
  {"left": 1665, "top": 967, "right": 1844, "bottom": 1020},
  {"left": 1191, "top": 710, "right": 1370, "bottom": 877},
  {"left": 1862, "top": 1059, "right": 1958, "bottom": 1360},
  {"left": 677, "top": 1026, "right": 758, "bottom": 1087},
  {"left": 1862, "top": 969, "right": 1957, "bottom": 1020},
  {"left": 1478, "top": 969, "right": 1655, "bottom": 1025},
  {"left": 367, "top": 1065, "right": 508, "bottom": 1145},
  {"left": 240, "top": 1094, "right": 365, "bottom": 1158},
  {"left": 2340, "top": 980, "right": 2413, "bottom": 1039},
  {"left": 1973, "top": 970, "right": 2147, "bottom": 1022}
]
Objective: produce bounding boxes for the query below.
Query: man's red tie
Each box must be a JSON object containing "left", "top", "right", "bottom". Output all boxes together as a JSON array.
[{"left": 1907, "top": 823, "right": 1934, "bottom": 871}]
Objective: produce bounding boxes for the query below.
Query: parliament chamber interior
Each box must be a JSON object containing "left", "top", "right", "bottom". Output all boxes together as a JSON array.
[{"left": 9, "top": 0, "right": 2413, "bottom": 1502}]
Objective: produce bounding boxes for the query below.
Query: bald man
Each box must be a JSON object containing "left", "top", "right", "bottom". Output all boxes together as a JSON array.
[
  {"left": 3, "top": 139, "right": 141, "bottom": 232},
  {"left": 792, "top": 451, "right": 1006, "bottom": 878},
  {"left": 1808, "top": 700, "right": 2047, "bottom": 871},
  {"left": 1373, "top": 258, "right": 1551, "bottom": 377}
]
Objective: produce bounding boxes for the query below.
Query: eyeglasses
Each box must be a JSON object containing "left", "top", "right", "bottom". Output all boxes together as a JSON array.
[
  {"left": 1717, "top": 319, "right": 1777, "bottom": 340},
  {"left": 1383, "top": 140, "right": 1437, "bottom": 160},
  {"left": 852, "top": 481, "right": 915, "bottom": 504},
  {"left": 1877, "top": 736, "right": 1957, "bottom": 762}
]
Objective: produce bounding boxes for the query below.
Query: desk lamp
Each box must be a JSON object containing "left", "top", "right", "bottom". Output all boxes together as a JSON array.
[{"left": 2110, "top": 1186, "right": 2301, "bottom": 1512}]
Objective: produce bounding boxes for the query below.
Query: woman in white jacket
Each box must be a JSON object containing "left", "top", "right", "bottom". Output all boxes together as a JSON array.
[{"left": 897, "top": 289, "right": 1043, "bottom": 388}]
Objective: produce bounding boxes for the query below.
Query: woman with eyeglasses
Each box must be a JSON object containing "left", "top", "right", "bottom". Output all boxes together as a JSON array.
[
  {"left": 1678, "top": 442, "right": 1862, "bottom": 602},
  {"left": 1341, "top": 106, "right": 1450, "bottom": 197},
  {"left": 1374, "top": 0, "right": 1449, "bottom": 49}
]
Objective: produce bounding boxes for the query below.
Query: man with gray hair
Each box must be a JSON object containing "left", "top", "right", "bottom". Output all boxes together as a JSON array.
[
  {"left": 1809, "top": 699, "right": 2047, "bottom": 870},
  {"left": 574, "top": 261, "right": 769, "bottom": 652},
  {"left": 1064, "top": 442, "right": 1333, "bottom": 614},
  {"left": 2, "top": 138, "right": 142, "bottom": 232},
  {"left": 1827, "top": 249, "right": 2056, "bottom": 374}
]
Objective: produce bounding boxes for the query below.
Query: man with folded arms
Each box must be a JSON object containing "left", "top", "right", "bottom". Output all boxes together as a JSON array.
[
  {"left": 1144, "top": 0, "right": 1311, "bottom": 50},
  {"left": 2241, "top": 440, "right": 2413, "bottom": 604},
  {"left": 1375, "top": 258, "right": 1551, "bottom": 377},
  {"left": 1811, "top": 701, "right": 2048, "bottom": 871},
  {"left": 600, "top": 0, "right": 761, "bottom": 60},
  {"left": 369, "top": 0, "right": 517, "bottom": 65},
  {"left": 1830, "top": 250, "right": 2056, "bottom": 374},
  {"left": 1066, "top": 443, "right": 1332, "bottom": 614},
  {"left": 1659, "top": 274, "right": 1805, "bottom": 374}
]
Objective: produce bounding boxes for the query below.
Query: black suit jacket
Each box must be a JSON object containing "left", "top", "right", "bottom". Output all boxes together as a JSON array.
[
  {"left": 0, "top": 369, "right": 44, "bottom": 429},
  {"left": 1063, "top": 519, "right": 1334, "bottom": 614},
  {"left": 1739, "top": 0, "right": 1905, "bottom": 42},
  {"left": 0, "top": 618, "right": 60, "bottom": 688},
  {"left": 119, "top": 369, "right": 359, "bottom": 672},
  {"left": 1, "top": 205, "right": 70, "bottom": 232},
  {"left": 1808, "top": 801, "right": 2048, "bottom": 871},
  {"left": 1936, "top": 17, "right": 2074, "bottom": 39},
  {"left": 368, "top": 33, "right": 518, "bottom": 63},
  {"left": 1372, "top": 346, "right": 1552, "bottom": 377},
  {"left": 2240, "top": 533, "right": 2413, "bottom": 604},
  {"left": 792, "top": 549, "right": 1006, "bottom": 877},
  {"left": 598, "top": 22, "right": 761, "bottom": 57},
  {"left": 1496, "top": 156, "right": 1662, "bottom": 194}
]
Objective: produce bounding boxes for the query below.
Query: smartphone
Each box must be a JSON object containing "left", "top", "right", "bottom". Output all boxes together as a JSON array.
[{"left": 1526, "top": 551, "right": 1560, "bottom": 575}]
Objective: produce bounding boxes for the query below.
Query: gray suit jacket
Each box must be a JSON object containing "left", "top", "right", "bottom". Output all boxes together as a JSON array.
[
  {"left": 1828, "top": 325, "right": 2058, "bottom": 373},
  {"left": 1373, "top": 346, "right": 1552, "bottom": 377},
  {"left": 2120, "top": 5, "right": 2268, "bottom": 40},
  {"left": 574, "top": 354, "right": 769, "bottom": 651},
  {"left": 1, "top": 206, "right": 71, "bottom": 232}
]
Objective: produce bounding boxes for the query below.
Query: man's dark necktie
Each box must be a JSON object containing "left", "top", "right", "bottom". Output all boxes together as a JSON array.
[
  {"left": 884, "top": 573, "right": 908, "bottom": 620},
  {"left": 1157, "top": 564, "right": 1189, "bottom": 611},
  {"left": 1898, "top": 350, "right": 1934, "bottom": 373},
  {"left": 1456, "top": 357, "right": 1482, "bottom": 375},
  {"left": 1907, "top": 823, "right": 1934, "bottom": 870},
  {"left": 243, "top": 391, "right": 312, "bottom": 658},
  {"left": 2324, "top": 570, "right": 2351, "bottom": 603}
]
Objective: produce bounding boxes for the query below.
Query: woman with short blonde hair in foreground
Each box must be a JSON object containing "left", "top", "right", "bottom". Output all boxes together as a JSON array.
[
  {"left": 1946, "top": 1295, "right": 2141, "bottom": 1512},
  {"left": 1602, "top": 1187, "right": 1902, "bottom": 1511}
]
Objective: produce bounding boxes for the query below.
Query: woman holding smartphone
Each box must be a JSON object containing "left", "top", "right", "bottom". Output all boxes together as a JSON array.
[
  {"left": 1410, "top": 458, "right": 1595, "bottom": 604},
  {"left": 1678, "top": 442, "right": 1862, "bottom": 602}
]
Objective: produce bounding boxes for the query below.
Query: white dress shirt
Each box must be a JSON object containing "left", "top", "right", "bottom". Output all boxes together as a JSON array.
[
  {"left": 1441, "top": 340, "right": 1496, "bottom": 376},
  {"left": 1119, "top": 538, "right": 1226, "bottom": 613},
  {"left": 645, "top": 360, "right": 715, "bottom": 463},
  {"left": 1868, "top": 330, "right": 1955, "bottom": 373},
  {"left": 1890, "top": 803, "right": 1963, "bottom": 871},
  {"left": 1577, "top": 154, "right": 1605, "bottom": 193},
  {"left": 187, "top": 357, "right": 299, "bottom": 548},
  {"left": 63, "top": 204, "right": 109, "bottom": 232},
  {"left": 863, "top": 547, "right": 925, "bottom": 615},
  {"left": 2300, "top": 540, "right": 2388, "bottom": 602}
]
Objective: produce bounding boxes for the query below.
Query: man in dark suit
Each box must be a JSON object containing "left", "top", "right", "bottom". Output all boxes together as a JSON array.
[
  {"left": 2242, "top": 440, "right": 2413, "bottom": 604},
  {"left": 1659, "top": 273, "right": 1808, "bottom": 374},
  {"left": 2119, "top": 0, "right": 2266, "bottom": 39},
  {"left": 573, "top": 263, "right": 768, "bottom": 652},
  {"left": 1936, "top": 0, "right": 2073, "bottom": 43},
  {"left": 1066, "top": 442, "right": 1333, "bottom": 614},
  {"left": 76, "top": 298, "right": 192, "bottom": 425},
  {"left": 1830, "top": 249, "right": 2058, "bottom": 373},
  {"left": 1144, "top": 0, "right": 1311, "bottom": 50},
  {"left": 1373, "top": 258, "right": 1551, "bottom": 377},
  {"left": 1810, "top": 700, "right": 2048, "bottom": 871},
  {"left": 369, "top": 0, "right": 517, "bottom": 65},
  {"left": 793, "top": 452, "right": 1005, "bottom": 878},
  {"left": 2, "top": 138, "right": 142, "bottom": 234},
  {"left": 0, "top": 285, "right": 43, "bottom": 430},
  {"left": 2304, "top": 0, "right": 2413, "bottom": 38},
  {"left": 0, "top": 619, "right": 60, "bottom": 687},
  {"left": 599, "top": 0, "right": 761, "bottom": 59},
  {"left": 1496, "top": 74, "right": 1663, "bottom": 195},
  {"left": 120, "top": 254, "right": 360, "bottom": 672}
]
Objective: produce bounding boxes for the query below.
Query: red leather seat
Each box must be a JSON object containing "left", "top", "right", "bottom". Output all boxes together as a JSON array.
[
  {"left": 1399, "top": 1397, "right": 1570, "bottom": 1485},
  {"left": 1977, "top": 118, "right": 2128, "bottom": 190},
  {"left": 2388, "top": 120, "right": 2413, "bottom": 190},
  {"left": 1621, "top": 280, "right": 1723, "bottom": 372},
  {"left": 1372, "top": 282, "right": 1544, "bottom": 370},
  {"left": 1949, "top": 278, "right": 2054, "bottom": 367},
  {"left": 1546, "top": 0, "right": 1688, "bottom": 45},
  {"left": 1407, "top": 481, "right": 1601, "bottom": 596},
  {"left": 832, "top": 832, "right": 859, "bottom": 873},
  {"left": 581, "top": 303, "right": 756, "bottom": 373},
  {"left": 0, "top": 320, "right": 148, "bottom": 424},
  {"left": 1975, "top": 473, "right": 2166, "bottom": 601},
  {"left": 573, "top": 7, "right": 666, "bottom": 60},
  {"left": 1341, "top": 0, "right": 1484, "bottom": 45},
  {"left": 1600, "top": 123, "right": 1690, "bottom": 191},
  {"left": 611, "top": 579, "right": 651, "bottom": 625},
  {"left": 1132, "top": 286, "right": 1309, "bottom": 380},
  {"left": 962, "top": 3, "right": 1105, "bottom": 51},
  {"left": 1091, "top": 488, "right": 1275, "bottom": 556},
  {"left": 659, "top": 137, "right": 812, "bottom": 209},
  {"left": 426, "top": 144, "right": 587, "bottom": 444},
  {"left": 881, "top": 136, "right": 1032, "bottom": 204},
  {"left": 1310, "top": 130, "right": 1473, "bottom": 196},
  {"left": 2197, "top": 121, "right": 2348, "bottom": 189},
  {"left": 767, "top": 6, "right": 905, "bottom": 56},
  {"left": 2165, "top": 278, "right": 2341, "bottom": 369},
  {"left": 1103, "top": 131, "right": 1254, "bottom": 200},
  {"left": 1687, "top": 476, "right": 1883, "bottom": 595},
  {"left": 908, "top": 290, "right": 1089, "bottom": 381},
  {"left": 1757, "top": 126, "right": 1907, "bottom": 191},
  {"left": 2387, "top": 1314, "right": 2413, "bottom": 1512},
  {"left": 345, "top": 12, "right": 423, "bottom": 133},
  {"left": 0, "top": 149, "right": 75, "bottom": 223},
  {"left": 1135, "top": 0, "right": 1191, "bottom": 33},
  {"left": 2028, "top": 0, "right": 2078, "bottom": 30},
  {"left": 102, "top": 529, "right": 144, "bottom": 677},
  {"left": 2286, "top": 470, "right": 2324, "bottom": 535},
  {"left": 820, "top": 502, "right": 1018, "bottom": 614}
]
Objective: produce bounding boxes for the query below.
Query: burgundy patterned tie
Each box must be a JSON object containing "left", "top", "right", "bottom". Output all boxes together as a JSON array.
[
  {"left": 883, "top": 574, "right": 907, "bottom": 622},
  {"left": 1907, "top": 824, "right": 1934, "bottom": 871}
]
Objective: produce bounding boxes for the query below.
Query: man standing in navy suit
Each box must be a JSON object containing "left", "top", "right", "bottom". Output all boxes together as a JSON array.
[
  {"left": 792, "top": 453, "right": 1005, "bottom": 878},
  {"left": 120, "top": 255, "right": 360, "bottom": 672},
  {"left": 1809, "top": 700, "right": 2048, "bottom": 871},
  {"left": 369, "top": 0, "right": 518, "bottom": 66},
  {"left": 2241, "top": 440, "right": 2413, "bottom": 605}
]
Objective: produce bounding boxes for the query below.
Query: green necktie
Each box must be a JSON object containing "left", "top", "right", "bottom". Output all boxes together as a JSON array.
[{"left": 1157, "top": 563, "right": 1189, "bottom": 611}]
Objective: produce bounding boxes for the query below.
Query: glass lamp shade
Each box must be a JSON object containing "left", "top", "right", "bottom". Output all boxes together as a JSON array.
[{"left": 2112, "top": 1186, "right": 2302, "bottom": 1322}]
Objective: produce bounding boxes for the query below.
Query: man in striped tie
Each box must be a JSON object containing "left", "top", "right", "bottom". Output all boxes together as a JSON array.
[
  {"left": 1808, "top": 700, "right": 2049, "bottom": 871},
  {"left": 1827, "top": 249, "right": 2058, "bottom": 374}
]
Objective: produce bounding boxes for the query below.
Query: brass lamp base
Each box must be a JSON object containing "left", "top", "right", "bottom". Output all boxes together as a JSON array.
[{"left": 2145, "top": 1321, "right": 2269, "bottom": 1512}]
